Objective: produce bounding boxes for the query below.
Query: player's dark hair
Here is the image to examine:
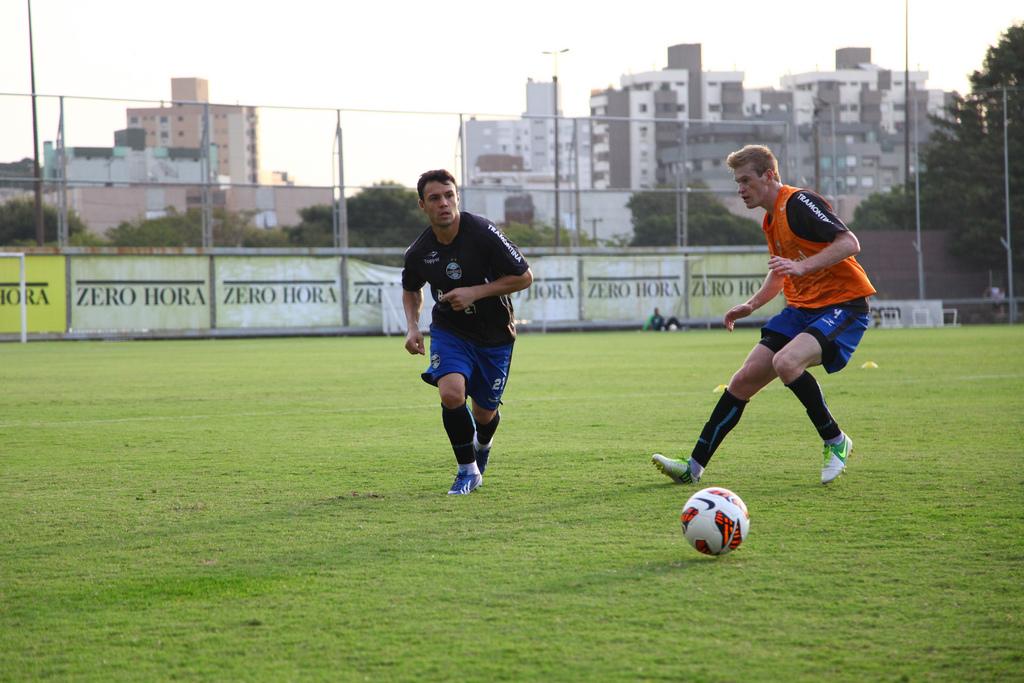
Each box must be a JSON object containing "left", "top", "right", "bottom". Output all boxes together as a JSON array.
[{"left": 417, "top": 169, "right": 458, "bottom": 200}]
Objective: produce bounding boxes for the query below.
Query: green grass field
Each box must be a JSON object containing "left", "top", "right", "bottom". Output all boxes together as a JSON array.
[{"left": 2, "top": 326, "right": 1023, "bottom": 681}]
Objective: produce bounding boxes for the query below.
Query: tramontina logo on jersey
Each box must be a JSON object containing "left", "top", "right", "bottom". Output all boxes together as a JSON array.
[
  {"left": 488, "top": 224, "right": 523, "bottom": 262},
  {"left": 797, "top": 193, "right": 833, "bottom": 225},
  {"left": 446, "top": 262, "right": 462, "bottom": 280}
]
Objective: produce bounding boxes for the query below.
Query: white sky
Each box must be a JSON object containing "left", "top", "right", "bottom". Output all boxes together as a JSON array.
[{"left": 1, "top": 0, "right": 1020, "bottom": 189}]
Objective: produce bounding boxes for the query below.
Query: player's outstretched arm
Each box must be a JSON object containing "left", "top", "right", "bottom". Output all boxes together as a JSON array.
[
  {"left": 402, "top": 289, "right": 425, "bottom": 355},
  {"left": 724, "top": 271, "right": 784, "bottom": 331}
]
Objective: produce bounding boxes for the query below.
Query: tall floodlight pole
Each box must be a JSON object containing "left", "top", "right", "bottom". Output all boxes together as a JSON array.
[
  {"left": 904, "top": 0, "right": 911, "bottom": 198},
  {"left": 201, "top": 102, "right": 213, "bottom": 247},
  {"left": 334, "top": 110, "right": 348, "bottom": 249},
  {"left": 830, "top": 104, "right": 838, "bottom": 203},
  {"left": 913, "top": 94, "right": 924, "bottom": 299},
  {"left": 812, "top": 100, "right": 824, "bottom": 194},
  {"left": 27, "top": 0, "right": 44, "bottom": 245},
  {"left": 682, "top": 119, "right": 689, "bottom": 247},
  {"left": 1003, "top": 87, "right": 1016, "bottom": 323},
  {"left": 543, "top": 48, "right": 569, "bottom": 248},
  {"left": 790, "top": 116, "right": 798, "bottom": 185}
]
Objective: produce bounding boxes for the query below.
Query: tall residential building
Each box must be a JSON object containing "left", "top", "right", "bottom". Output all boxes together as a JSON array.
[
  {"left": 125, "top": 78, "right": 260, "bottom": 184},
  {"left": 591, "top": 44, "right": 953, "bottom": 210},
  {"left": 589, "top": 44, "right": 743, "bottom": 190},
  {"left": 463, "top": 79, "right": 593, "bottom": 228},
  {"left": 466, "top": 79, "right": 591, "bottom": 188}
]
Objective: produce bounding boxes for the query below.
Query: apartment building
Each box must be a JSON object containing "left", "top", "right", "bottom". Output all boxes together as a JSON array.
[
  {"left": 126, "top": 78, "right": 260, "bottom": 184},
  {"left": 591, "top": 44, "right": 954, "bottom": 217},
  {"left": 463, "top": 79, "right": 597, "bottom": 230},
  {"left": 465, "top": 80, "right": 592, "bottom": 188},
  {"left": 589, "top": 44, "right": 745, "bottom": 190},
  {"left": 42, "top": 118, "right": 324, "bottom": 235}
]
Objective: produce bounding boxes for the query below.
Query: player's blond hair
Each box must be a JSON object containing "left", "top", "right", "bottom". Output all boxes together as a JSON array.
[{"left": 726, "top": 145, "right": 779, "bottom": 179}]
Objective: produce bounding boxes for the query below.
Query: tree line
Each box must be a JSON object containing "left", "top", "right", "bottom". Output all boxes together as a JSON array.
[{"left": 0, "top": 182, "right": 604, "bottom": 251}]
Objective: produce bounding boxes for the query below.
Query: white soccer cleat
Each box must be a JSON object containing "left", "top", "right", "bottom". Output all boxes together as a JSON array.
[
  {"left": 652, "top": 453, "right": 699, "bottom": 484},
  {"left": 821, "top": 435, "right": 853, "bottom": 484}
]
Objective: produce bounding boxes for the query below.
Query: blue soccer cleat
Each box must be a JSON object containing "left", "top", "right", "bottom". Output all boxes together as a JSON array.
[
  {"left": 447, "top": 471, "right": 482, "bottom": 495},
  {"left": 474, "top": 436, "right": 493, "bottom": 475}
]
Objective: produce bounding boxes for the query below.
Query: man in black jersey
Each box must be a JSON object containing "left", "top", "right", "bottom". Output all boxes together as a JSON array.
[
  {"left": 402, "top": 170, "right": 533, "bottom": 495},
  {"left": 653, "top": 145, "right": 876, "bottom": 485}
]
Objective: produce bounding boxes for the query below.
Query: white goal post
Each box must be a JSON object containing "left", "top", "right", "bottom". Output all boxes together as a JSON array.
[{"left": 0, "top": 253, "right": 27, "bottom": 343}]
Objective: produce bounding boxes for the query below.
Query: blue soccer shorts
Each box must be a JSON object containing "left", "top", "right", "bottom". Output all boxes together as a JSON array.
[
  {"left": 420, "top": 326, "right": 514, "bottom": 410},
  {"left": 761, "top": 305, "right": 870, "bottom": 373}
]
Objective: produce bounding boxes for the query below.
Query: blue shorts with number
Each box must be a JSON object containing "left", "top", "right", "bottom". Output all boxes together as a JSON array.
[
  {"left": 762, "top": 305, "right": 870, "bottom": 374},
  {"left": 421, "top": 326, "right": 514, "bottom": 410}
]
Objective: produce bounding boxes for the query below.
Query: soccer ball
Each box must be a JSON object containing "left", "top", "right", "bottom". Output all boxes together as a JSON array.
[{"left": 680, "top": 487, "right": 750, "bottom": 556}]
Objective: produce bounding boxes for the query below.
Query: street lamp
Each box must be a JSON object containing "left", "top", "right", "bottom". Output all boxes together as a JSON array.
[
  {"left": 811, "top": 97, "right": 837, "bottom": 202},
  {"left": 812, "top": 99, "right": 824, "bottom": 194},
  {"left": 543, "top": 48, "right": 569, "bottom": 248},
  {"left": 27, "top": 0, "right": 44, "bottom": 245}
]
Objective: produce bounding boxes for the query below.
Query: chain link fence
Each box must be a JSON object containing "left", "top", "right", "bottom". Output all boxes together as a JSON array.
[{"left": 0, "top": 89, "right": 1018, "bottom": 323}]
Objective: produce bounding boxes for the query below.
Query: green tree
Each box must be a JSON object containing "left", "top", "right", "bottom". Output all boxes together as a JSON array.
[
  {"left": 0, "top": 159, "right": 34, "bottom": 189},
  {"left": 924, "top": 22, "right": 1023, "bottom": 268},
  {"left": 851, "top": 22, "right": 1023, "bottom": 272},
  {"left": 0, "top": 197, "right": 91, "bottom": 246},
  {"left": 106, "top": 209, "right": 201, "bottom": 246},
  {"left": 347, "top": 181, "right": 424, "bottom": 247},
  {"left": 849, "top": 185, "right": 917, "bottom": 231},
  {"left": 285, "top": 182, "right": 424, "bottom": 248},
  {"left": 285, "top": 205, "right": 335, "bottom": 247},
  {"left": 107, "top": 207, "right": 290, "bottom": 247},
  {"left": 214, "top": 210, "right": 290, "bottom": 247},
  {"left": 501, "top": 221, "right": 598, "bottom": 247},
  {"left": 627, "top": 184, "right": 762, "bottom": 246}
]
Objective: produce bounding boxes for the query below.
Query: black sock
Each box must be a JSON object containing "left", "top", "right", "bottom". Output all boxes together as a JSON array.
[
  {"left": 690, "top": 389, "right": 748, "bottom": 467},
  {"left": 785, "top": 371, "right": 841, "bottom": 441},
  {"left": 475, "top": 411, "right": 500, "bottom": 445},
  {"left": 442, "top": 403, "right": 476, "bottom": 465}
]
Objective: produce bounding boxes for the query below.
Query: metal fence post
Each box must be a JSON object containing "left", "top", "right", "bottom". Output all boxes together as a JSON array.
[
  {"left": 202, "top": 102, "right": 213, "bottom": 248},
  {"left": 1002, "top": 86, "right": 1016, "bottom": 323},
  {"left": 57, "top": 95, "right": 68, "bottom": 247}
]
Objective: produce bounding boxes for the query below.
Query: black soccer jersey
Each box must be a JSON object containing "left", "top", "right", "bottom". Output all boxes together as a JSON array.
[{"left": 402, "top": 211, "right": 530, "bottom": 346}]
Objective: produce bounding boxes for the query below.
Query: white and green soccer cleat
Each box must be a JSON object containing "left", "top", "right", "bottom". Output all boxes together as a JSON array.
[
  {"left": 821, "top": 434, "right": 853, "bottom": 484},
  {"left": 652, "top": 453, "right": 700, "bottom": 484}
]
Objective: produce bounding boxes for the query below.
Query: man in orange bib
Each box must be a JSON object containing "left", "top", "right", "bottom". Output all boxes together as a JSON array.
[{"left": 653, "top": 144, "right": 875, "bottom": 485}]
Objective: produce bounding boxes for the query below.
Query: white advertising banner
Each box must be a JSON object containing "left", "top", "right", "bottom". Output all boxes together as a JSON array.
[
  {"left": 347, "top": 253, "right": 777, "bottom": 329},
  {"left": 509, "top": 256, "right": 579, "bottom": 323},
  {"left": 71, "top": 256, "right": 210, "bottom": 332},
  {"left": 686, "top": 252, "right": 782, "bottom": 321},
  {"left": 347, "top": 259, "right": 431, "bottom": 331},
  {"left": 216, "top": 257, "right": 341, "bottom": 328},
  {"left": 581, "top": 256, "right": 688, "bottom": 322}
]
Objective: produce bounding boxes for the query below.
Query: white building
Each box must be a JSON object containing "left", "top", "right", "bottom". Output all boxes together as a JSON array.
[
  {"left": 463, "top": 79, "right": 600, "bottom": 236},
  {"left": 126, "top": 78, "right": 260, "bottom": 185},
  {"left": 41, "top": 134, "right": 329, "bottom": 235},
  {"left": 592, "top": 44, "right": 954, "bottom": 221},
  {"left": 779, "top": 47, "right": 948, "bottom": 134}
]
